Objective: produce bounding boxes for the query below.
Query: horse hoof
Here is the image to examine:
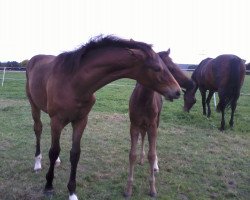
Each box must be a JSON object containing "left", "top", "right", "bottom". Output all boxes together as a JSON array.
[
  {"left": 123, "top": 192, "right": 131, "bottom": 199},
  {"left": 44, "top": 188, "right": 54, "bottom": 197},
  {"left": 34, "top": 169, "right": 41, "bottom": 174},
  {"left": 219, "top": 128, "right": 224, "bottom": 132},
  {"left": 149, "top": 192, "right": 157, "bottom": 198},
  {"left": 138, "top": 161, "right": 144, "bottom": 166},
  {"left": 154, "top": 168, "right": 159, "bottom": 173},
  {"left": 69, "top": 193, "right": 78, "bottom": 200}
]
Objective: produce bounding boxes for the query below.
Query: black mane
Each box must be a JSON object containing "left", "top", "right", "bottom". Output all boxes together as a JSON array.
[{"left": 58, "top": 35, "right": 153, "bottom": 72}]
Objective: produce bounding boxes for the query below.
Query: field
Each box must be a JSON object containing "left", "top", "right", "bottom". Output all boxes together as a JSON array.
[{"left": 0, "top": 71, "right": 249, "bottom": 200}]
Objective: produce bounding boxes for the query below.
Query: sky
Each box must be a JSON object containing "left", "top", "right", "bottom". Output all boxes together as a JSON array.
[{"left": 0, "top": 0, "right": 249, "bottom": 64}]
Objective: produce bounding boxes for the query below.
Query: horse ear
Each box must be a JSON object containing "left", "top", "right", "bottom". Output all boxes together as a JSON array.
[
  {"left": 127, "top": 48, "right": 146, "bottom": 60},
  {"left": 166, "top": 48, "right": 170, "bottom": 56}
]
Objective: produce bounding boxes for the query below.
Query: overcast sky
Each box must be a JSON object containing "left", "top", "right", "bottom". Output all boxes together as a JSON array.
[{"left": 0, "top": 0, "right": 249, "bottom": 64}]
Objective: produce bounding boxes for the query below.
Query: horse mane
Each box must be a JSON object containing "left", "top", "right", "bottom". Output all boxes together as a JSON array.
[{"left": 57, "top": 35, "right": 153, "bottom": 72}]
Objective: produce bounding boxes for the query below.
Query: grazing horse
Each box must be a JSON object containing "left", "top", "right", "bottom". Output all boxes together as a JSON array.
[
  {"left": 26, "top": 36, "right": 181, "bottom": 200},
  {"left": 125, "top": 49, "right": 194, "bottom": 197},
  {"left": 183, "top": 54, "right": 245, "bottom": 131}
]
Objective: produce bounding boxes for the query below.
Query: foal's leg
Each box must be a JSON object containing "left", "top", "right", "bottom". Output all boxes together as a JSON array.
[
  {"left": 147, "top": 125, "right": 158, "bottom": 197},
  {"left": 229, "top": 100, "right": 237, "bottom": 128},
  {"left": 139, "top": 131, "right": 146, "bottom": 165},
  {"left": 206, "top": 91, "right": 214, "bottom": 118},
  {"left": 200, "top": 88, "right": 207, "bottom": 116},
  {"left": 124, "top": 124, "right": 140, "bottom": 197},
  {"left": 67, "top": 117, "right": 88, "bottom": 200},
  {"left": 44, "top": 117, "right": 64, "bottom": 194}
]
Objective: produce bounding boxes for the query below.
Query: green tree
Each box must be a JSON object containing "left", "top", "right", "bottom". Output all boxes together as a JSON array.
[{"left": 20, "top": 59, "right": 29, "bottom": 67}]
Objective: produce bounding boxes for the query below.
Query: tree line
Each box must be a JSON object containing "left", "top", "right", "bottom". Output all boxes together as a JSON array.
[
  {"left": 0, "top": 60, "right": 249, "bottom": 72},
  {"left": 0, "top": 60, "right": 29, "bottom": 69}
]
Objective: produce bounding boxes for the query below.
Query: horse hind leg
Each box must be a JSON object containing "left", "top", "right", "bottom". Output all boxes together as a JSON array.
[
  {"left": 124, "top": 124, "right": 140, "bottom": 198},
  {"left": 139, "top": 131, "right": 146, "bottom": 165},
  {"left": 217, "top": 97, "right": 226, "bottom": 131},
  {"left": 30, "top": 103, "right": 43, "bottom": 172},
  {"left": 154, "top": 154, "right": 159, "bottom": 173},
  {"left": 229, "top": 100, "right": 237, "bottom": 128}
]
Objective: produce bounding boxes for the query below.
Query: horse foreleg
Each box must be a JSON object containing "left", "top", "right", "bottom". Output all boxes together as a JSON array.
[
  {"left": 206, "top": 91, "right": 214, "bottom": 118},
  {"left": 147, "top": 125, "right": 157, "bottom": 197},
  {"left": 200, "top": 89, "right": 207, "bottom": 116},
  {"left": 67, "top": 117, "right": 88, "bottom": 200},
  {"left": 44, "top": 117, "right": 64, "bottom": 195},
  {"left": 124, "top": 124, "right": 139, "bottom": 198},
  {"left": 139, "top": 131, "right": 146, "bottom": 165}
]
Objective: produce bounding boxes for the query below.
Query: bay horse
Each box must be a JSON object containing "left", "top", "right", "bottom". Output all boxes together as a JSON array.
[
  {"left": 125, "top": 49, "right": 194, "bottom": 197},
  {"left": 26, "top": 35, "right": 181, "bottom": 200},
  {"left": 183, "top": 54, "right": 245, "bottom": 131}
]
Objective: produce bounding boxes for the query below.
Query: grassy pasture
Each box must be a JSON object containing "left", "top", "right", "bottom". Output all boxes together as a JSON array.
[{"left": 0, "top": 71, "right": 249, "bottom": 200}]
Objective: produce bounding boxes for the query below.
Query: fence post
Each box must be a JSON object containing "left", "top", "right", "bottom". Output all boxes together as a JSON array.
[
  {"left": 213, "top": 93, "right": 217, "bottom": 110},
  {"left": 1, "top": 67, "right": 6, "bottom": 87}
]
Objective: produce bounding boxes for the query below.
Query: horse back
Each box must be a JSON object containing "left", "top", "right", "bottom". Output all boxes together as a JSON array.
[{"left": 212, "top": 55, "right": 245, "bottom": 88}]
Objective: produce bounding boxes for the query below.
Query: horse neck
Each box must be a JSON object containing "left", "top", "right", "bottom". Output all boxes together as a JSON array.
[
  {"left": 77, "top": 49, "right": 138, "bottom": 94},
  {"left": 172, "top": 69, "right": 193, "bottom": 90},
  {"left": 134, "top": 83, "right": 157, "bottom": 104}
]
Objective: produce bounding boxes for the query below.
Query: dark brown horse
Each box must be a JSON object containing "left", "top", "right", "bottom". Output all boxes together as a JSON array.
[
  {"left": 26, "top": 36, "right": 181, "bottom": 200},
  {"left": 125, "top": 49, "right": 194, "bottom": 197},
  {"left": 184, "top": 54, "right": 245, "bottom": 131}
]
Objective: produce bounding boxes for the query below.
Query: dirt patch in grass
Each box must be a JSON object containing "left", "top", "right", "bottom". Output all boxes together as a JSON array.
[
  {"left": 0, "top": 99, "right": 27, "bottom": 109},
  {"left": 89, "top": 112, "right": 127, "bottom": 123}
]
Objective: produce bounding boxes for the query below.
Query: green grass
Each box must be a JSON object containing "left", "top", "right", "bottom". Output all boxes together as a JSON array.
[{"left": 0, "top": 71, "right": 249, "bottom": 200}]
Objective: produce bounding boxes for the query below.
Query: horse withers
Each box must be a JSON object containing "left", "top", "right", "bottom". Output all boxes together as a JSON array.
[
  {"left": 125, "top": 49, "right": 194, "bottom": 197},
  {"left": 26, "top": 36, "right": 181, "bottom": 200},
  {"left": 183, "top": 54, "right": 245, "bottom": 131}
]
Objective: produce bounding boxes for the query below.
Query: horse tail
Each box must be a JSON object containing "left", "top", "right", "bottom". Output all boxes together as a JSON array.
[{"left": 219, "top": 57, "right": 242, "bottom": 110}]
